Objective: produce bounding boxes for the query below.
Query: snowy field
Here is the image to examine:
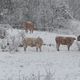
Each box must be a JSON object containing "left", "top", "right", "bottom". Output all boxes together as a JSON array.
[{"left": 0, "top": 29, "right": 80, "bottom": 80}]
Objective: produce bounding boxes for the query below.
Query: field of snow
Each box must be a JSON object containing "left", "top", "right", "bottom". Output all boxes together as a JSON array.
[{"left": 0, "top": 29, "right": 80, "bottom": 80}]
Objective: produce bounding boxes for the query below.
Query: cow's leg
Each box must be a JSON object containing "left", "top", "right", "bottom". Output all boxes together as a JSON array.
[
  {"left": 36, "top": 44, "right": 39, "bottom": 52},
  {"left": 67, "top": 45, "right": 70, "bottom": 51},
  {"left": 57, "top": 47, "right": 59, "bottom": 51},
  {"left": 32, "top": 29, "right": 33, "bottom": 33},
  {"left": 30, "top": 29, "right": 33, "bottom": 34},
  {"left": 28, "top": 29, "right": 31, "bottom": 34},
  {"left": 56, "top": 43, "right": 60, "bottom": 51},
  {"left": 30, "top": 30, "right": 32, "bottom": 34},
  {"left": 24, "top": 47, "right": 26, "bottom": 51},
  {"left": 36, "top": 47, "right": 38, "bottom": 52},
  {"left": 25, "top": 29, "right": 28, "bottom": 33},
  {"left": 29, "top": 29, "right": 31, "bottom": 33},
  {"left": 24, "top": 46, "right": 27, "bottom": 51},
  {"left": 15, "top": 46, "right": 18, "bottom": 52},
  {"left": 39, "top": 46, "right": 41, "bottom": 52}
]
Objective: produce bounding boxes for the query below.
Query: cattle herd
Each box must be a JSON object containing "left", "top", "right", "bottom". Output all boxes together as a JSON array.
[
  {"left": 22, "top": 36, "right": 77, "bottom": 52},
  {"left": 0, "top": 21, "right": 80, "bottom": 52},
  {"left": 21, "top": 21, "right": 80, "bottom": 52},
  {"left": 18, "top": 34, "right": 80, "bottom": 52}
]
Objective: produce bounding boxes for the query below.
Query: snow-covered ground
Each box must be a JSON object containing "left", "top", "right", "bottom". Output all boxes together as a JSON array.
[{"left": 0, "top": 29, "right": 80, "bottom": 80}]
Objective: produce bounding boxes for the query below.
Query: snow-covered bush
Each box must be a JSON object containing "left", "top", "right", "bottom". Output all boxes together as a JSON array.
[
  {"left": 0, "top": 38, "right": 9, "bottom": 52},
  {"left": 6, "top": 29, "right": 25, "bottom": 52},
  {"left": 29, "top": 74, "right": 37, "bottom": 80},
  {"left": 44, "top": 69, "right": 55, "bottom": 80},
  {"left": 0, "top": 39, "right": 7, "bottom": 51},
  {"left": 70, "top": 20, "right": 80, "bottom": 35},
  {"left": 7, "top": 34, "right": 23, "bottom": 52}
]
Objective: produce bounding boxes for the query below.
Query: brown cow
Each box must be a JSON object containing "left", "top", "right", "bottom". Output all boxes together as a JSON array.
[
  {"left": 23, "top": 21, "right": 34, "bottom": 33},
  {"left": 23, "top": 37, "right": 43, "bottom": 52},
  {"left": 55, "top": 36, "right": 76, "bottom": 51}
]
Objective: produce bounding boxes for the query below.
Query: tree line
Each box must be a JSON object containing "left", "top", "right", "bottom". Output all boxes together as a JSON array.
[{"left": 0, "top": 0, "right": 80, "bottom": 31}]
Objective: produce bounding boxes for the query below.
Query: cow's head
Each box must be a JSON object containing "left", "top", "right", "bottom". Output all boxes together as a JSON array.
[{"left": 73, "top": 37, "right": 76, "bottom": 40}]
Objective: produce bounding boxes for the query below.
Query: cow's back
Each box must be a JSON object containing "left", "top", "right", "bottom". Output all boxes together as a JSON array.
[
  {"left": 26, "top": 21, "right": 34, "bottom": 28},
  {"left": 23, "top": 38, "right": 37, "bottom": 47},
  {"left": 55, "top": 36, "right": 66, "bottom": 45}
]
